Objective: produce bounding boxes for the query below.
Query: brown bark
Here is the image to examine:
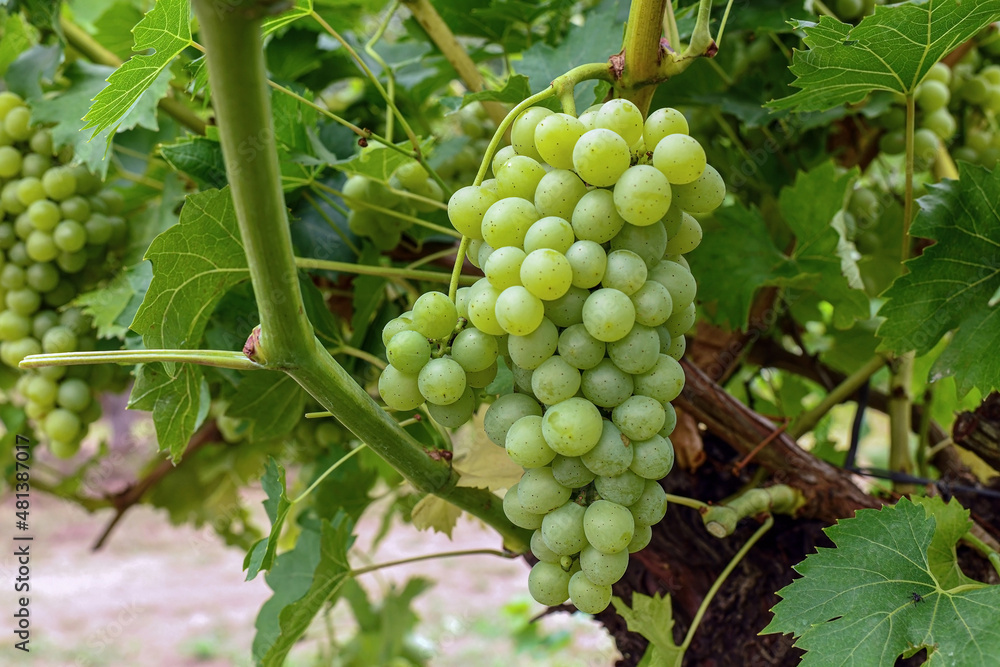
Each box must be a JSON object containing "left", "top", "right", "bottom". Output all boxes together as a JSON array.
[
  {"left": 594, "top": 347, "right": 1000, "bottom": 666},
  {"left": 953, "top": 392, "right": 1000, "bottom": 473}
]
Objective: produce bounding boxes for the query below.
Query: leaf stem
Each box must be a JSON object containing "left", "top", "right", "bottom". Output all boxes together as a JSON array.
[
  {"left": 665, "top": 493, "right": 710, "bottom": 511},
  {"left": 788, "top": 355, "right": 886, "bottom": 440},
  {"left": 889, "top": 92, "right": 919, "bottom": 493},
  {"left": 295, "top": 256, "right": 477, "bottom": 285},
  {"left": 20, "top": 349, "right": 260, "bottom": 371},
  {"left": 350, "top": 548, "right": 512, "bottom": 577},
  {"left": 364, "top": 1, "right": 401, "bottom": 143},
  {"left": 290, "top": 444, "right": 368, "bottom": 505},
  {"left": 59, "top": 15, "right": 207, "bottom": 135},
  {"left": 682, "top": 515, "right": 773, "bottom": 650}
]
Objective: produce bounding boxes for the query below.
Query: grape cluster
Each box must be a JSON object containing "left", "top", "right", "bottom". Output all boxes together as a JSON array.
[
  {"left": 343, "top": 161, "right": 444, "bottom": 251},
  {"left": 0, "top": 92, "right": 129, "bottom": 458},
  {"left": 379, "top": 97, "right": 723, "bottom": 614}
]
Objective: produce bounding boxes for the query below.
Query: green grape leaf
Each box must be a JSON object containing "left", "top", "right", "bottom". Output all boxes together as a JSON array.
[
  {"left": 131, "top": 187, "right": 250, "bottom": 362},
  {"left": 5, "top": 43, "right": 60, "bottom": 101},
  {"left": 691, "top": 162, "right": 866, "bottom": 329},
  {"left": 243, "top": 458, "right": 292, "bottom": 581},
  {"left": 227, "top": 372, "right": 307, "bottom": 442},
  {"left": 441, "top": 73, "right": 532, "bottom": 112},
  {"left": 158, "top": 136, "right": 228, "bottom": 190},
  {"left": 688, "top": 203, "right": 798, "bottom": 328},
  {"left": 82, "top": 0, "right": 193, "bottom": 141},
  {"left": 93, "top": 1, "right": 146, "bottom": 60},
  {"left": 769, "top": 1, "right": 1000, "bottom": 112},
  {"left": 30, "top": 62, "right": 170, "bottom": 177},
  {"left": 74, "top": 263, "right": 152, "bottom": 339},
  {"left": 312, "top": 447, "right": 378, "bottom": 524},
  {"left": 764, "top": 497, "right": 1000, "bottom": 666},
  {"left": 263, "top": 0, "right": 311, "bottom": 35},
  {"left": 254, "top": 515, "right": 355, "bottom": 667},
  {"left": 127, "top": 363, "right": 211, "bottom": 461},
  {"left": 514, "top": 1, "right": 622, "bottom": 111},
  {"left": 453, "top": 415, "right": 524, "bottom": 492},
  {"left": 14, "top": 0, "right": 61, "bottom": 33},
  {"left": 410, "top": 494, "right": 463, "bottom": 538},
  {"left": 612, "top": 592, "right": 683, "bottom": 667},
  {"left": 0, "top": 12, "right": 35, "bottom": 77},
  {"left": 777, "top": 163, "right": 869, "bottom": 328},
  {"left": 877, "top": 163, "right": 1000, "bottom": 396},
  {"left": 912, "top": 496, "right": 977, "bottom": 590}
]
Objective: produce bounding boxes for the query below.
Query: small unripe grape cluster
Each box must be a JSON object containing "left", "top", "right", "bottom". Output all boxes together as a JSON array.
[
  {"left": 380, "top": 97, "right": 724, "bottom": 614},
  {"left": 343, "top": 161, "right": 445, "bottom": 251},
  {"left": 0, "top": 91, "right": 129, "bottom": 458}
]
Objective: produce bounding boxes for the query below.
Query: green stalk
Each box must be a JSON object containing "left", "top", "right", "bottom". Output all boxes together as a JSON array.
[
  {"left": 787, "top": 355, "right": 886, "bottom": 440},
  {"left": 962, "top": 531, "right": 1000, "bottom": 578},
  {"left": 351, "top": 548, "right": 512, "bottom": 577},
  {"left": 364, "top": 1, "right": 401, "bottom": 142},
  {"left": 20, "top": 349, "right": 260, "bottom": 370},
  {"left": 294, "top": 257, "right": 477, "bottom": 285},
  {"left": 192, "top": 1, "right": 314, "bottom": 368},
  {"left": 620, "top": 0, "right": 668, "bottom": 114},
  {"left": 190, "top": 0, "right": 528, "bottom": 552},
  {"left": 682, "top": 515, "right": 773, "bottom": 651},
  {"left": 665, "top": 493, "right": 710, "bottom": 511},
  {"left": 289, "top": 344, "right": 531, "bottom": 550},
  {"left": 889, "top": 93, "right": 918, "bottom": 492}
]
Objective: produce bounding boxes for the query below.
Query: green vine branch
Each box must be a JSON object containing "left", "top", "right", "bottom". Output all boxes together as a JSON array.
[
  {"left": 787, "top": 355, "right": 886, "bottom": 440},
  {"left": 189, "top": 0, "right": 530, "bottom": 553},
  {"left": 701, "top": 485, "right": 803, "bottom": 538}
]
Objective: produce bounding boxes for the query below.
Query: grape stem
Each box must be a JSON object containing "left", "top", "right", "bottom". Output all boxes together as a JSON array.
[
  {"left": 350, "top": 548, "right": 513, "bottom": 577},
  {"left": 617, "top": 0, "right": 719, "bottom": 114},
  {"left": 294, "top": 256, "right": 478, "bottom": 286},
  {"left": 664, "top": 493, "right": 710, "bottom": 511},
  {"left": 364, "top": 1, "right": 402, "bottom": 143},
  {"left": 448, "top": 237, "right": 472, "bottom": 301},
  {"left": 682, "top": 515, "right": 773, "bottom": 652}
]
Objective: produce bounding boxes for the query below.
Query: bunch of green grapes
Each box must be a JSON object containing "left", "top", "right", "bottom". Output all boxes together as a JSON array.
[
  {"left": 0, "top": 91, "right": 129, "bottom": 458},
  {"left": 831, "top": 0, "right": 883, "bottom": 22},
  {"left": 342, "top": 161, "right": 445, "bottom": 251},
  {"left": 379, "top": 96, "right": 723, "bottom": 614},
  {"left": 947, "top": 44, "right": 1000, "bottom": 167}
]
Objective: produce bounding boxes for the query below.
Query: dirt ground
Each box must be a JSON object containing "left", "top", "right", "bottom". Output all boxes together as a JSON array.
[{"left": 1, "top": 483, "right": 620, "bottom": 666}]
